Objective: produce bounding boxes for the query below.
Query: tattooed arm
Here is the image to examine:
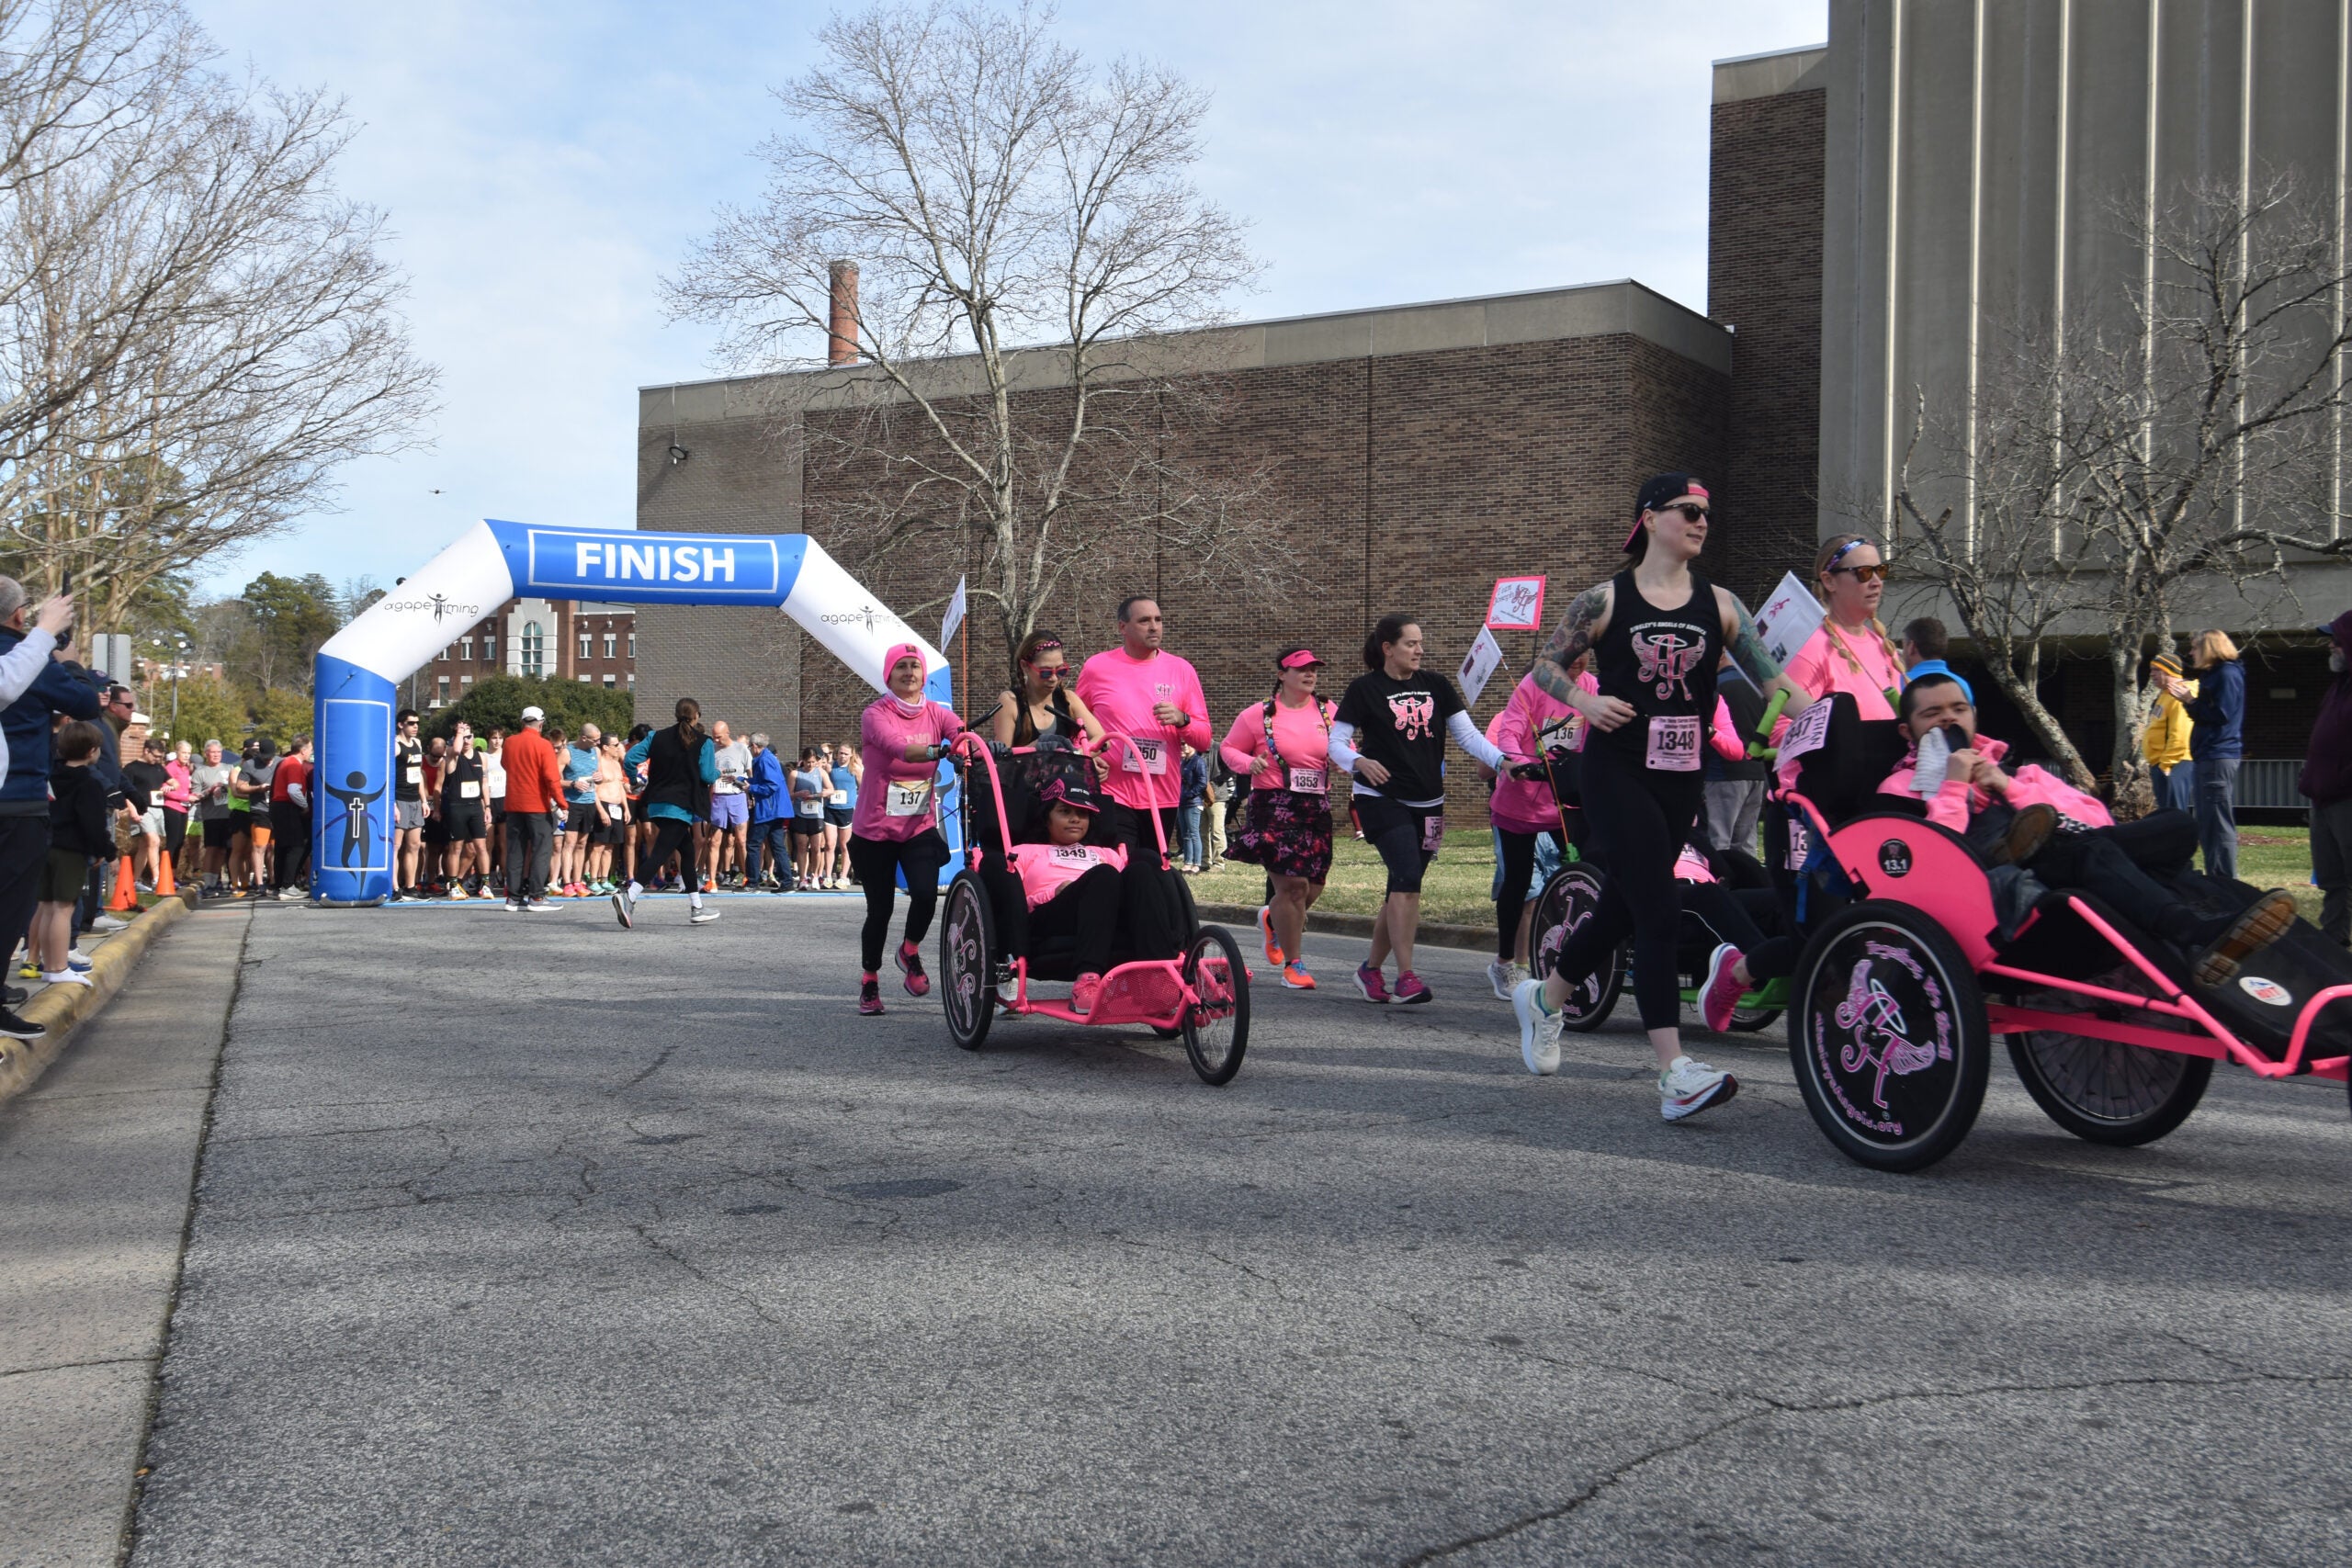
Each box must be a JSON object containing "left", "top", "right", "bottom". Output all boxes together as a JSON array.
[
  {"left": 1533, "top": 582, "right": 1637, "bottom": 732},
  {"left": 1716, "top": 588, "right": 1813, "bottom": 710}
]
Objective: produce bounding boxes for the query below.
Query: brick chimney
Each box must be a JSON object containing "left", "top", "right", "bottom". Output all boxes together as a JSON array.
[{"left": 828, "top": 261, "right": 859, "bottom": 366}]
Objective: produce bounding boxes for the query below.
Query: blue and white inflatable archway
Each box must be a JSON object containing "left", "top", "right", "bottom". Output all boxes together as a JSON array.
[{"left": 311, "top": 519, "right": 952, "bottom": 905}]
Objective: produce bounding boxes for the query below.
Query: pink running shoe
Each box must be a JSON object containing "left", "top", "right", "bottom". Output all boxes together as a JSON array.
[
  {"left": 1353, "top": 963, "right": 1390, "bottom": 1004},
  {"left": 1070, "top": 972, "right": 1102, "bottom": 1015},
  {"left": 1393, "top": 972, "right": 1432, "bottom": 1005},
  {"left": 1700, "top": 944, "right": 1747, "bottom": 1033},
  {"left": 896, "top": 940, "right": 930, "bottom": 997},
  {"left": 858, "top": 976, "right": 885, "bottom": 1015}
]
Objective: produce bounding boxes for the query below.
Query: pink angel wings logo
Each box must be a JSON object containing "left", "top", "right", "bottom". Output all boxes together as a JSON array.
[
  {"left": 1834, "top": 961, "right": 1939, "bottom": 1108},
  {"left": 1385, "top": 692, "right": 1436, "bottom": 740},
  {"left": 1632, "top": 630, "right": 1704, "bottom": 699}
]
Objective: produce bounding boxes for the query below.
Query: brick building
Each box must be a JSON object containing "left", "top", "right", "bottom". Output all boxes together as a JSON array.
[
  {"left": 413, "top": 597, "right": 637, "bottom": 712},
  {"left": 638, "top": 282, "right": 1734, "bottom": 827}
]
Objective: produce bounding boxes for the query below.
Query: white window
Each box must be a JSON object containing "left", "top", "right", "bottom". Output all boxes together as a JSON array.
[
  {"left": 461, "top": 675, "right": 473, "bottom": 687},
  {"left": 459, "top": 636, "right": 473, "bottom": 660},
  {"left": 627, "top": 631, "right": 636, "bottom": 659},
  {"left": 578, "top": 631, "right": 592, "bottom": 660},
  {"left": 604, "top": 632, "right": 616, "bottom": 659},
  {"left": 521, "top": 622, "right": 543, "bottom": 676},
  {"left": 482, "top": 634, "right": 497, "bottom": 663},
  {"left": 604, "top": 674, "right": 616, "bottom": 687},
  {"left": 627, "top": 673, "right": 637, "bottom": 689}
]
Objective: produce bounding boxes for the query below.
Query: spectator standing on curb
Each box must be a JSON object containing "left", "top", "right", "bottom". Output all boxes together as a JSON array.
[
  {"left": 0, "top": 582, "right": 85, "bottom": 1039},
  {"left": 124, "top": 739, "right": 169, "bottom": 890},
  {"left": 34, "top": 721, "right": 109, "bottom": 987},
  {"left": 75, "top": 682, "right": 136, "bottom": 938},
  {"left": 500, "top": 705, "right": 563, "bottom": 911},
  {"left": 746, "top": 734, "right": 794, "bottom": 890},
  {"left": 2169, "top": 630, "right": 2245, "bottom": 878},
  {"left": 706, "top": 720, "right": 751, "bottom": 889},
  {"left": 2302, "top": 609, "right": 2352, "bottom": 947},
  {"left": 1177, "top": 743, "right": 1209, "bottom": 873},
  {"left": 191, "top": 739, "right": 235, "bottom": 896},
  {"left": 273, "top": 736, "right": 313, "bottom": 899},
  {"left": 391, "top": 711, "right": 425, "bottom": 897},
  {"left": 2143, "top": 653, "right": 2197, "bottom": 814},
  {"left": 162, "top": 742, "right": 194, "bottom": 887}
]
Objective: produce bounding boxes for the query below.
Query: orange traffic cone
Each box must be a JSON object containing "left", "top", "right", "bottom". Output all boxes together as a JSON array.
[
  {"left": 153, "top": 849, "right": 175, "bottom": 897},
  {"left": 108, "top": 853, "right": 139, "bottom": 911}
]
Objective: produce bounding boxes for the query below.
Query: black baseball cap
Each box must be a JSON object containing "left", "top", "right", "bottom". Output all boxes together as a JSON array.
[
  {"left": 1628, "top": 473, "right": 1711, "bottom": 550},
  {"left": 1038, "top": 775, "right": 1101, "bottom": 814}
]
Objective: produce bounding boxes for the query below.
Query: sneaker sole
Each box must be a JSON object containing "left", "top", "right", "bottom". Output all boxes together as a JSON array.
[
  {"left": 1258, "top": 907, "right": 1283, "bottom": 967},
  {"left": 1662, "top": 1074, "right": 1739, "bottom": 1122},
  {"left": 2193, "top": 892, "right": 2298, "bottom": 987},
  {"left": 1699, "top": 945, "right": 1744, "bottom": 1034},
  {"left": 1352, "top": 975, "right": 1389, "bottom": 1004},
  {"left": 1281, "top": 974, "right": 1317, "bottom": 990},
  {"left": 1394, "top": 988, "right": 1433, "bottom": 1005},
  {"left": 612, "top": 891, "right": 632, "bottom": 930}
]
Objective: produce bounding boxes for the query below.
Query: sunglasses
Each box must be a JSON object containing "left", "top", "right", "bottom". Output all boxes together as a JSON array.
[
  {"left": 1650, "top": 502, "right": 1710, "bottom": 524},
  {"left": 1829, "top": 562, "right": 1892, "bottom": 582},
  {"left": 1029, "top": 664, "right": 1067, "bottom": 680}
]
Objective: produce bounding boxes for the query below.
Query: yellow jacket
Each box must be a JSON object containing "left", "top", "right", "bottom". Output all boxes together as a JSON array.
[{"left": 2143, "top": 685, "right": 2195, "bottom": 769}]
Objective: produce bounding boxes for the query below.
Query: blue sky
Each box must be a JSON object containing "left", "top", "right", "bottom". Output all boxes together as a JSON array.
[{"left": 191, "top": 0, "right": 1826, "bottom": 598}]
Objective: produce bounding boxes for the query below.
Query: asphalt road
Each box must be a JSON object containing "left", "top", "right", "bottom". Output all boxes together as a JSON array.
[{"left": 128, "top": 896, "right": 2352, "bottom": 1565}]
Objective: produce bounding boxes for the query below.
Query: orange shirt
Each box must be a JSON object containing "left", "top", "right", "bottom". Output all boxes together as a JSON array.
[{"left": 501, "top": 727, "right": 565, "bottom": 814}]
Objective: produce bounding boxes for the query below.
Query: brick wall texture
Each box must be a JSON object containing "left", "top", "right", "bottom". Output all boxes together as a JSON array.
[
  {"left": 643, "top": 334, "right": 1729, "bottom": 829},
  {"left": 1705, "top": 85, "right": 1826, "bottom": 606}
]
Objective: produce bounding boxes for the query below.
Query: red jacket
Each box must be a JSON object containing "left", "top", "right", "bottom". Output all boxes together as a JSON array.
[{"left": 502, "top": 727, "right": 564, "bottom": 814}]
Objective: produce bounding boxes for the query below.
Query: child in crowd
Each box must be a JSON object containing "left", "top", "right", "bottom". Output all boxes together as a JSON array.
[{"left": 37, "top": 721, "right": 108, "bottom": 987}]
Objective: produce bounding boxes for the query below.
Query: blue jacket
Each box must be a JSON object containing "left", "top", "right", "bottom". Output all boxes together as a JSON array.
[
  {"left": 0, "top": 631, "right": 101, "bottom": 807},
  {"left": 747, "top": 748, "right": 791, "bottom": 823},
  {"left": 1180, "top": 750, "right": 1210, "bottom": 807},
  {"left": 2184, "top": 659, "right": 2245, "bottom": 761}
]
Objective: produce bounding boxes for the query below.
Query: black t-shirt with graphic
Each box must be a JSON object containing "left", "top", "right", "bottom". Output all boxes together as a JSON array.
[
  {"left": 1336, "top": 668, "right": 1465, "bottom": 805},
  {"left": 393, "top": 736, "right": 424, "bottom": 801}
]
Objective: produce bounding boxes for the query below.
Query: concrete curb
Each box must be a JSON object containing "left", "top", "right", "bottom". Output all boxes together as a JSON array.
[
  {"left": 1195, "top": 901, "right": 1498, "bottom": 954},
  {"left": 0, "top": 890, "right": 196, "bottom": 1107}
]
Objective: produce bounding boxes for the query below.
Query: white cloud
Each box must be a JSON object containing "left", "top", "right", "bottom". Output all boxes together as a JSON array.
[{"left": 187, "top": 0, "right": 1825, "bottom": 595}]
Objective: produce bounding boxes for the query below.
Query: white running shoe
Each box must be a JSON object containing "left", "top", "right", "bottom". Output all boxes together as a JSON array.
[
  {"left": 612, "top": 885, "right": 636, "bottom": 929},
  {"left": 41, "top": 969, "right": 93, "bottom": 987},
  {"left": 1512, "top": 977, "right": 1562, "bottom": 1076},
  {"left": 524, "top": 898, "right": 558, "bottom": 912},
  {"left": 1658, "top": 1055, "right": 1738, "bottom": 1122},
  {"left": 89, "top": 914, "right": 129, "bottom": 934},
  {"left": 689, "top": 906, "right": 720, "bottom": 925},
  {"left": 1487, "top": 958, "right": 1514, "bottom": 1000}
]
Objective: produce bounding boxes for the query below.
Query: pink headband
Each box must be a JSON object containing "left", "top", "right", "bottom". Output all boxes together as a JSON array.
[
  {"left": 884, "top": 642, "right": 925, "bottom": 679},
  {"left": 1279, "top": 649, "right": 1323, "bottom": 670}
]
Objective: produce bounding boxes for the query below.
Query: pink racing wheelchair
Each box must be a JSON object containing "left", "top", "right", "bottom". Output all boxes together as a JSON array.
[
  {"left": 1770, "top": 696, "right": 2351, "bottom": 1171},
  {"left": 934, "top": 729, "right": 1250, "bottom": 1085}
]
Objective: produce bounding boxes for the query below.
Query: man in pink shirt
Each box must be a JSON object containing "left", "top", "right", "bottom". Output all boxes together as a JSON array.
[{"left": 1074, "top": 595, "right": 1211, "bottom": 853}]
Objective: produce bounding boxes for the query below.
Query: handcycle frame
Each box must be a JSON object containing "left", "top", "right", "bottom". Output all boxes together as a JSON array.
[
  {"left": 938, "top": 728, "right": 1250, "bottom": 1082},
  {"left": 1774, "top": 778, "right": 2351, "bottom": 1171}
]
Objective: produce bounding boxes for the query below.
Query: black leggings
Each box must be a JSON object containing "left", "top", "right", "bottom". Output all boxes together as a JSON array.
[
  {"left": 849, "top": 829, "right": 950, "bottom": 974},
  {"left": 639, "top": 818, "right": 699, "bottom": 888},
  {"left": 982, "top": 863, "right": 1125, "bottom": 976},
  {"left": 1494, "top": 828, "right": 1563, "bottom": 960},
  {"left": 1355, "top": 793, "right": 1438, "bottom": 896},
  {"left": 1554, "top": 743, "right": 1704, "bottom": 1031},
  {"left": 1678, "top": 881, "right": 1797, "bottom": 984}
]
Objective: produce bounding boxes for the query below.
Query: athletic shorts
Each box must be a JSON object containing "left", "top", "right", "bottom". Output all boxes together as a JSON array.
[
  {"left": 823, "top": 806, "right": 854, "bottom": 829},
  {"left": 707, "top": 792, "right": 747, "bottom": 829},
  {"left": 490, "top": 801, "right": 506, "bottom": 828},
  {"left": 40, "top": 848, "right": 88, "bottom": 905},
  {"left": 597, "top": 808, "right": 628, "bottom": 847},
  {"left": 139, "top": 806, "right": 165, "bottom": 840},
  {"left": 564, "top": 803, "right": 601, "bottom": 835},
  {"left": 444, "top": 807, "right": 486, "bottom": 841},
  {"left": 393, "top": 798, "right": 424, "bottom": 831},
  {"left": 791, "top": 815, "right": 826, "bottom": 839},
  {"left": 250, "top": 824, "right": 274, "bottom": 850},
  {"left": 201, "top": 818, "right": 236, "bottom": 850}
]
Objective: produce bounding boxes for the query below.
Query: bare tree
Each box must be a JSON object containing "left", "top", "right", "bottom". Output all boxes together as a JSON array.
[
  {"left": 663, "top": 0, "right": 1295, "bottom": 669},
  {"left": 1892, "top": 174, "right": 2352, "bottom": 811},
  {"left": 0, "top": 0, "right": 437, "bottom": 628}
]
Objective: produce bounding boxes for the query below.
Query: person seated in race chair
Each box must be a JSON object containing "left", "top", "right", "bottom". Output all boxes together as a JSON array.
[
  {"left": 1879, "top": 672, "right": 2295, "bottom": 989},
  {"left": 978, "top": 775, "right": 1129, "bottom": 1015}
]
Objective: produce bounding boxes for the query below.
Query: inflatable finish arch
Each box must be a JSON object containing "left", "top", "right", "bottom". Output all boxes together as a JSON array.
[{"left": 310, "top": 520, "right": 951, "bottom": 905}]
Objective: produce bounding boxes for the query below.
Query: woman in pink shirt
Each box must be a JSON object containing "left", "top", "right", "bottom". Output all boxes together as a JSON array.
[
  {"left": 1782, "top": 534, "right": 1905, "bottom": 723},
  {"left": 1219, "top": 647, "right": 1339, "bottom": 989},
  {"left": 1480, "top": 658, "right": 1590, "bottom": 998},
  {"left": 848, "top": 643, "right": 964, "bottom": 1016}
]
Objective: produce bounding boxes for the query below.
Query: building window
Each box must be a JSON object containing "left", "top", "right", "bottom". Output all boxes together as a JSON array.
[
  {"left": 459, "top": 635, "right": 472, "bottom": 660},
  {"left": 578, "top": 631, "right": 592, "bottom": 660},
  {"left": 603, "top": 674, "right": 616, "bottom": 687},
  {"left": 579, "top": 673, "right": 592, "bottom": 684},
  {"left": 627, "top": 672, "right": 637, "bottom": 689},
  {"left": 521, "top": 622, "right": 543, "bottom": 676},
  {"left": 461, "top": 675, "right": 473, "bottom": 687},
  {"left": 435, "top": 675, "right": 449, "bottom": 707},
  {"left": 604, "top": 632, "right": 616, "bottom": 659},
  {"left": 481, "top": 634, "right": 496, "bottom": 664},
  {"left": 627, "top": 631, "right": 636, "bottom": 659}
]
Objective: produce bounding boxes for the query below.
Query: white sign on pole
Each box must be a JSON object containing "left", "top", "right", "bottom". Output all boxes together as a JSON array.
[
  {"left": 1457, "top": 626, "right": 1505, "bottom": 705},
  {"left": 939, "top": 575, "right": 967, "bottom": 649},
  {"left": 1749, "top": 570, "right": 1826, "bottom": 671}
]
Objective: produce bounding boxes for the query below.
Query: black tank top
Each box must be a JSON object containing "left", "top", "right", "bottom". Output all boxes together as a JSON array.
[
  {"left": 1592, "top": 567, "right": 1723, "bottom": 771},
  {"left": 1012, "top": 686, "right": 1072, "bottom": 746}
]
